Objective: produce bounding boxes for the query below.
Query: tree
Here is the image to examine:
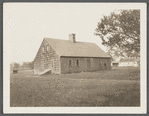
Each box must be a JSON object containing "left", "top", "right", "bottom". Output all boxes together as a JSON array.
[
  {"left": 13, "top": 62, "right": 20, "bottom": 69},
  {"left": 21, "top": 61, "right": 34, "bottom": 69},
  {"left": 95, "top": 10, "right": 140, "bottom": 58},
  {"left": 29, "top": 61, "right": 34, "bottom": 69},
  {"left": 21, "top": 62, "right": 30, "bottom": 69}
]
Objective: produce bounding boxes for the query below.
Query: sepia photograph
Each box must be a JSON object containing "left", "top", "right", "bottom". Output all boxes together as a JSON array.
[{"left": 3, "top": 3, "right": 147, "bottom": 114}]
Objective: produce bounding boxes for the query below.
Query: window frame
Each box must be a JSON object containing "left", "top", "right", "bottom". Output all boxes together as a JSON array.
[
  {"left": 42, "top": 47, "right": 44, "bottom": 54},
  {"left": 46, "top": 45, "right": 49, "bottom": 52},
  {"left": 76, "top": 59, "right": 80, "bottom": 67},
  {"left": 69, "top": 59, "right": 73, "bottom": 68},
  {"left": 104, "top": 63, "right": 106, "bottom": 66}
]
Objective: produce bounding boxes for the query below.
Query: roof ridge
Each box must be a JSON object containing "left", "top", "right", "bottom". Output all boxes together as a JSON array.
[
  {"left": 44, "top": 37, "right": 95, "bottom": 44},
  {"left": 45, "top": 37, "right": 68, "bottom": 41}
]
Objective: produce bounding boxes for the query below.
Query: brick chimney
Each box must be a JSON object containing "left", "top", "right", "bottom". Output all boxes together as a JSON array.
[{"left": 69, "top": 34, "right": 76, "bottom": 43}]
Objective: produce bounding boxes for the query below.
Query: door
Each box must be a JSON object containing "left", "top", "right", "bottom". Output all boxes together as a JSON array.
[{"left": 87, "top": 59, "right": 91, "bottom": 71}]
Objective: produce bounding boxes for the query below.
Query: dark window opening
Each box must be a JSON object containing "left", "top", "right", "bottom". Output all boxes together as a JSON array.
[
  {"left": 69, "top": 60, "right": 72, "bottom": 67},
  {"left": 104, "top": 63, "right": 106, "bottom": 66},
  {"left": 76, "top": 59, "right": 79, "bottom": 66}
]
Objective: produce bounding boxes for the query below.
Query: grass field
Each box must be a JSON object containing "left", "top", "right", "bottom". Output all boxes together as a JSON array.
[{"left": 10, "top": 67, "right": 140, "bottom": 107}]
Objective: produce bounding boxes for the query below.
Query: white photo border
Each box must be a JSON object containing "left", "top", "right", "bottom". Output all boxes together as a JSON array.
[{"left": 3, "top": 3, "right": 147, "bottom": 114}]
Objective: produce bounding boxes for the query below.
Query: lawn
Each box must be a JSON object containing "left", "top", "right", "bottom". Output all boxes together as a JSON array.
[{"left": 10, "top": 67, "right": 140, "bottom": 107}]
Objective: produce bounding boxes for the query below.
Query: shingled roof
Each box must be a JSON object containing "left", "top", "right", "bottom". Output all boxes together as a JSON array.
[{"left": 44, "top": 38, "right": 111, "bottom": 58}]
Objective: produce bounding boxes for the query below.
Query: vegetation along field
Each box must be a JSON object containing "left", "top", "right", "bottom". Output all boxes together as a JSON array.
[{"left": 10, "top": 67, "right": 140, "bottom": 107}]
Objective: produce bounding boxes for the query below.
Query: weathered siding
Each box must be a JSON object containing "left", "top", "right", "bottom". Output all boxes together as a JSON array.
[
  {"left": 60, "top": 57, "right": 111, "bottom": 74},
  {"left": 60, "top": 57, "right": 86, "bottom": 74},
  {"left": 34, "top": 39, "right": 60, "bottom": 74}
]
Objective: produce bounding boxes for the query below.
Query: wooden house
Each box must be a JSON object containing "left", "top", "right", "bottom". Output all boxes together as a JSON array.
[
  {"left": 119, "top": 58, "right": 138, "bottom": 67},
  {"left": 34, "top": 34, "right": 111, "bottom": 75}
]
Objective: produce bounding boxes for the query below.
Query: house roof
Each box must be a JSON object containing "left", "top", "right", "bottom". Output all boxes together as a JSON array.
[
  {"left": 44, "top": 38, "right": 111, "bottom": 58},
  {"left": 120, "top": 58, "right": 136, "bottom": 62}
]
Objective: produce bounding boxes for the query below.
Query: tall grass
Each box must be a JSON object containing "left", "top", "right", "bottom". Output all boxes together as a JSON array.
[{"left": 10, "top": 67, "right": 140, "bottom": 107}]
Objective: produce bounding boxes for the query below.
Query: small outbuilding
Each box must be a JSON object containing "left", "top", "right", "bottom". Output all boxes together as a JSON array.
[
  {"left": 34, "top": 34, "right": 111, "bottom": 75},
  {"left": 111, "top": 61, "right": 119, "bottom": 67}
]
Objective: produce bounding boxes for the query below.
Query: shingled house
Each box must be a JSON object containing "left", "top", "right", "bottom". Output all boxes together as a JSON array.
[
  {"left": 119, "top": 58, "right": 138, "bottom": 67},
  {"left": 34, "top": 34, "right": 111, "bottom": 75}
]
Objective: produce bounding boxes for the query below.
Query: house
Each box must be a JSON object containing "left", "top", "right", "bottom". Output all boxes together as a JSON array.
[
  {"left": 34, "top": 34, "right": 111, "bottom": 75},
  {"left": 111, "top": 61, "right": 119, "bottom": 67},
  {"left": 119, "top": 58, "right": 138, "bottom": 67}
]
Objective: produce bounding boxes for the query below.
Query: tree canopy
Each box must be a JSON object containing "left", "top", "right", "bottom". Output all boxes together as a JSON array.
[
  {"left": 95, "top": 10, "right": 140, "bottom": 58},
  {"left": 13, "top": 62, "right": 20, "bottom": 69},
  {"left": 10, "top": 61, "right": 34, "bottom": 69}
]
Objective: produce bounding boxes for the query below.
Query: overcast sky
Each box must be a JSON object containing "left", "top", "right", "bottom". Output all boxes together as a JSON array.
[{"left": 4, "top": 3, "right": 142, "bottom": 64}]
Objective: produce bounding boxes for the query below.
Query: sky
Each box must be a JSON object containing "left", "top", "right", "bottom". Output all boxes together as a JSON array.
[{"left": 3, "top": 3, "right": 142, "bottom": 64}]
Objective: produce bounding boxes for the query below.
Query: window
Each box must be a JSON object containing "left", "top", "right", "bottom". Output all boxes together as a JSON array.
[
  {"left": 69, "top": 60, "right": 72, "bottom": 67},
  {"left": 46, "top": 45, "right": 49, "bottom": 51},
  {"left": 99, "top": 59, "right": 101, "bottom": 66},
  {"left": 76, "top": 59, "right": 79, "bottom": 67},
  {"left": 104, "top": 63, "right": 106, "bottom": 66},
  {"left": 42, "top": 47, "right": 44, "bottom": 54}
]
